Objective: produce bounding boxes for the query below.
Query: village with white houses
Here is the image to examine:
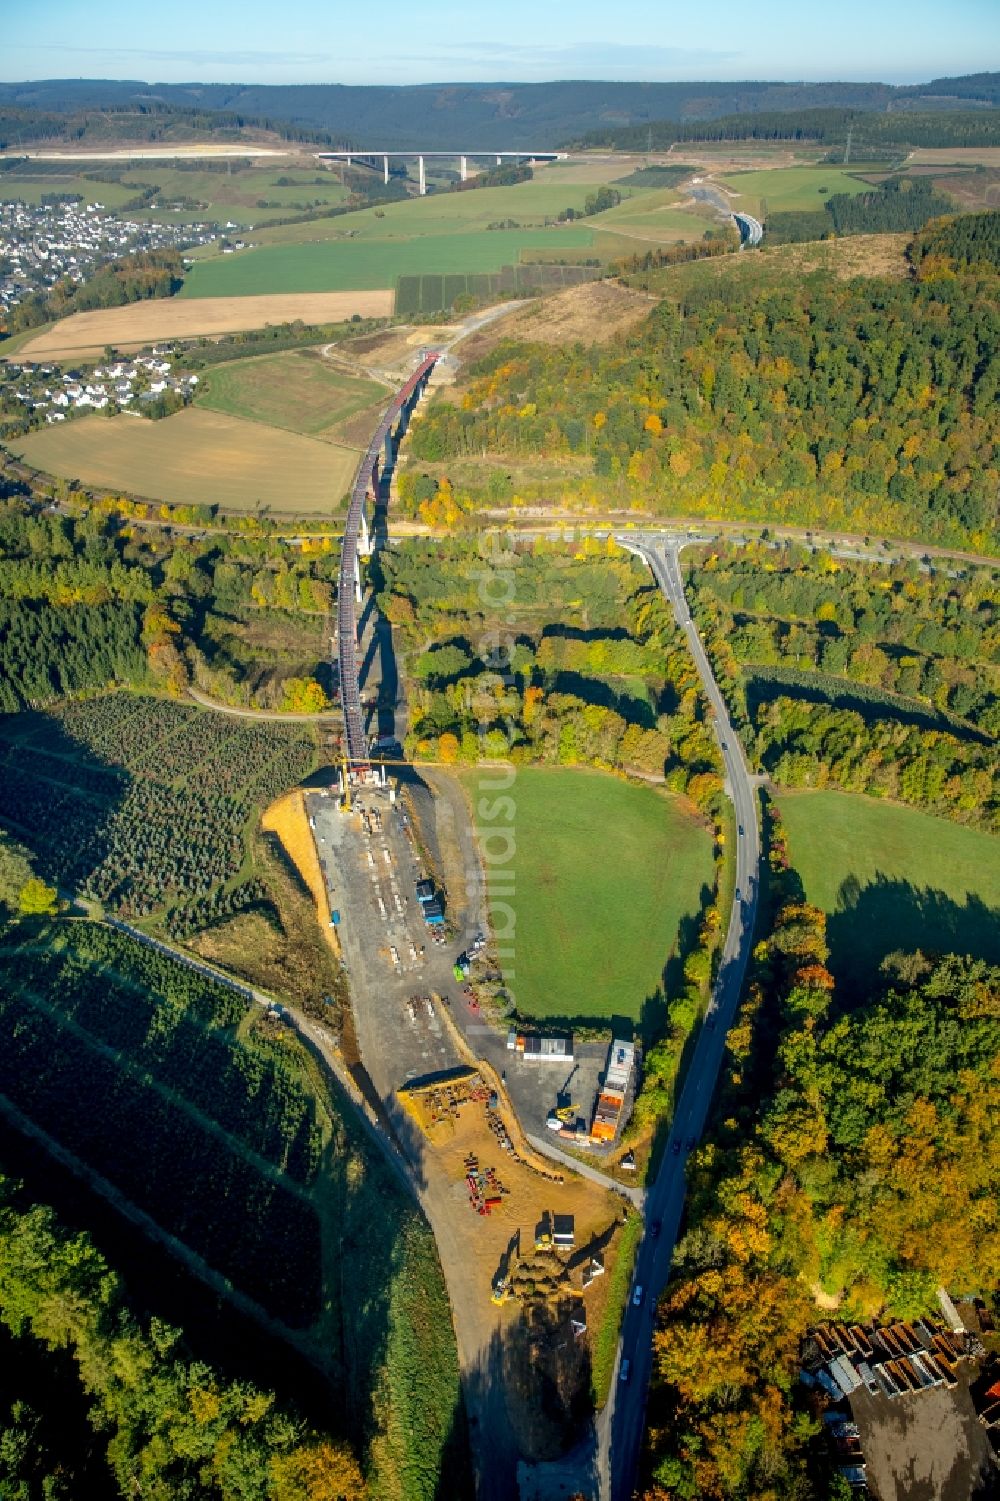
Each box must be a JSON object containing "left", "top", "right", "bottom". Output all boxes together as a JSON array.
[
  {"left": 0, "top": 349, "right": 200, "bottom": 428},
  {"left": 0, "top": 197, "right": 216, "bottom": 316}
]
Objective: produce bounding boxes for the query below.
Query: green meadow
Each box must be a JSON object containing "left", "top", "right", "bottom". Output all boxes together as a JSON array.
[
  {"left": 778, "top": 790, "right": 1000, "bottom": 994},
  {"left": 465, "top": 767, "right": 714, "bottom": 1026},
  {"left": 179, "top": 227, "right": 596, "bottom": 296}
]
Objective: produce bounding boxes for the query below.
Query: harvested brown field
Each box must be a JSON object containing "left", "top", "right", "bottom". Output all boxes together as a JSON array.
[
  {"left": 12, "top": 408, "right": 359, "bottom": 514},
  {"left": 14, "top": 290, "right": 395, "bottom": 360},
  {"left": 933, "top": 167, "right": 1000, "bottom": 211},
  {"left": 455, "top": 281, "right": 656, "bottom": 364},
  {"left": 907, "top": 146, "right": 1000, "bottom": 167}
]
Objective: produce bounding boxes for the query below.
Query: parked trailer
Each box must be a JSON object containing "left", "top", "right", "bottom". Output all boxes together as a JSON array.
[
  {"left": 850, "top": 1325, "right": 873, "bottom": 1357},
  {"left": 931, "top": 1353, "right": 958, "bottom": 1388},
  {"left": 890, "top": 1359, "right": 920, "bottom": 1392},
  {"left": 831, "top": 1356, "right": 862, "bottom": 1396},
  {"left": 911, "top": 1353, "right": 942, "bottom": 1388},
  {"left": 874, "top": 1365, "right": 901, "bottom": 1399}
]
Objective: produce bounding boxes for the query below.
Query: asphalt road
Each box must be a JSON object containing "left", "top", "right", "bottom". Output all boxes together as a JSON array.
[{"left": 603, "top": 537, "right": 762, "bottom": 1501}]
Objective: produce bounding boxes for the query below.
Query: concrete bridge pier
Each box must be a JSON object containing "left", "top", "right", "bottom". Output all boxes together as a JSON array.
[
  {"left": 383, "top": 154, "right": 389, "bottom": 184},
  {"left": 383, "top": 427, "right": 394, "bottom": 469},
  {"left": 418, "top": 155, "right": 426, "bottom": 195},
  {"left": 496, "top": 154, "right": 502, "bottom": 165},
  {"left": 353, "top": 552, "right": 363, "bottom": 606},
  {"left": 358, "top": 500, "right": 372, "bottom": 558},
  {"left": 460, "top": 154, "right": 468, "bottom": 182}
]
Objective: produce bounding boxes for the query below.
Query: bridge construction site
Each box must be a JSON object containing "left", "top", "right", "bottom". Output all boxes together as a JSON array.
[
  {"left": 317, "top": 350, "right": 645, "bottom": 1483},
  {"left": 335, "top": 349, "right": 438, "bottom": 784}
]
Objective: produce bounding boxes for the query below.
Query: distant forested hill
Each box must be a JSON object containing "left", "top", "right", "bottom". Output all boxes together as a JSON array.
[{"left": 0, "top": 73, "right": 997, "bottom": 151}]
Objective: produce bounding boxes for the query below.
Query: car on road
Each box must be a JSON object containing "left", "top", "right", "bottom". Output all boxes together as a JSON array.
[
  {"left": 738, "top": 825, "right": 744, "bottom": 837},
  {"left": 620, "top": 1358, "right": 631, "bottom": 1383},
  {"left": 650, "top": 1220, "right": 661, "bottom": 1238},
  {"left": 735, "top": 889, "right": 741, "bottom": 902},
  {"left": 671, "top": 1140, "right": 682, "bottom": 1156},
  {"left": 632, "top": 1286, "right": 644, "bottom": 1307}
]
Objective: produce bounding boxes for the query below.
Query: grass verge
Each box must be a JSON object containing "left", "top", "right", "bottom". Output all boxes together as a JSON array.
[{"left": 591, "top": 1212, "right": 642, "bottom": 1405}]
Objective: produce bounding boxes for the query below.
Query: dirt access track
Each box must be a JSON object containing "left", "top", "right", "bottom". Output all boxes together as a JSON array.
[
  {"left": 454, "top": 281, "right": 657, "bottom": 367},
  {"left": 13, "top": 290, "right": 395, "bottom": 361}
]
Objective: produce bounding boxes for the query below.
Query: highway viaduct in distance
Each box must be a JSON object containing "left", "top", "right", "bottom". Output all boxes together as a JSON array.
[{"left": 317, "top": 148, "right": 567, "bottom": 194}]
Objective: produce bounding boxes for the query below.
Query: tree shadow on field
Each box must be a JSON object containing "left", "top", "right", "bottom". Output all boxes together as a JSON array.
[
  {"left": 547, "top": 670, "right": 657, "bottom": 729},
  {"left": 827, "top": 874, "right": 1000, "bottom": 1007},
  {"left": 454, "top": 1323, "right": 599, "bottom": 1501},
  {"left": 542, "top": 624, "right": 632, "bottom": 644},
  {"left": 745, "top": 669, "right": 994, "bottom": 746}
]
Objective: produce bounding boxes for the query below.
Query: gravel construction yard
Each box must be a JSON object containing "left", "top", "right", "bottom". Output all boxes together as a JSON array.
[
  {"left": 308, "top": 779, "right": 624, "bottom": 1489},
  {"left": 849, "top": 1371, "right": 998, "bottom": 1500}
]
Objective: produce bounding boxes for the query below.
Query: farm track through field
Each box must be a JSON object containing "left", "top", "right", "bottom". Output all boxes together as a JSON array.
[{"left": 187, "top": 685, "right": 342, "bottom": 721}]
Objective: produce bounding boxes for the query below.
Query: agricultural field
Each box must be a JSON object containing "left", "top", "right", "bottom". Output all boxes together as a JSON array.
[
  {"left": 242, "top": 174, "right": 648, "bottom": 249},
  {"left": 12, "top": 407, "right": 360, "bottom": 513},
  {"left": 0, "top": 695, "right": 316, "bottom": 923},
  {"left": 0, "top": 173, "right": 137, "bottom": 209},
  {"left": 179, "top": 227, "right": 597, "bottom": 298},
  {"left": 396, "top": 262, "right": 600, "bottom": 314},
  {"left": 0, "top": 161, "right": 350, "bottom": 224},
  {"left": 588, "top": 186, "right": 719, "bottom": 244},
  {"left": 12, "top": 290, "right": 394, "bottom": 360},
  {"left": 0, "top": 919, "right": 467, "bottom": 1496},
  {"left": 777, "top": 789, "right": 1000, "bottom": 995},
  {"left": 464, "top": 767, "right": 714, "bottom": 1026},
  {"left": 194, "top": 348, "right": 385, "bottom": 438},
  {"left": 717, "top": 165, "right": 890, "bottom": 217},
  {"left": 0, "top": 920, "right": 322, "bottom": 1324}
]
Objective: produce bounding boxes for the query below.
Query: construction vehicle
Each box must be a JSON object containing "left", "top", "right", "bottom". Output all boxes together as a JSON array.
[
  {"left": 553, "top": 1104, "right": 577, "bottom": 1122},
  {"left": 491, "top": 1274, "right": 512, "bottom": 1306}
]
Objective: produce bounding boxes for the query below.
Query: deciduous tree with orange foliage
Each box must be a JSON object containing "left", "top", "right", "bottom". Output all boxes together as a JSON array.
[{"left": 638, "top": 880, "right": 1000, "bottom": 1500}]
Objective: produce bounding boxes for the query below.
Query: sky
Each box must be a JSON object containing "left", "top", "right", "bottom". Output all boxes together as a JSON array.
[{"left": 2, "top": 0, "right": 997, "bottom": 87}]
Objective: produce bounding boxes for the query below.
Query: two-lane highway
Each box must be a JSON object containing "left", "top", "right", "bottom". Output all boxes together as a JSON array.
[{"left": 603, "top": 536, "right": 762, "bottom": 1501}]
